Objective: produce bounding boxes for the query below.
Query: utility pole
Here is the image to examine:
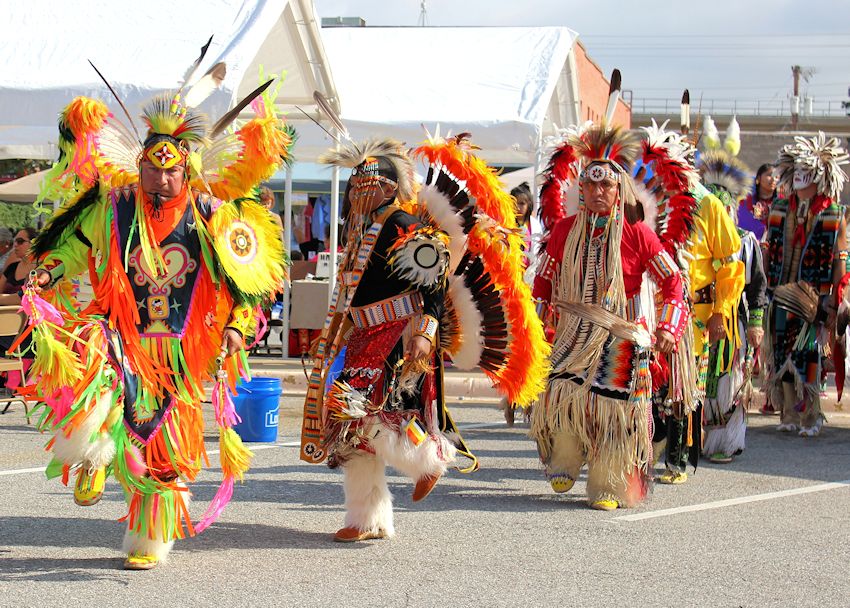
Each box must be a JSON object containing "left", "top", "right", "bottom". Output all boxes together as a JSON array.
[{"left": 791, "top": 65, "right": 801, "bottom": 130}]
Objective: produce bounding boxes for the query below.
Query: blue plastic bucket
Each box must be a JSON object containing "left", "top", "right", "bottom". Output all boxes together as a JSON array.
[{"left": 232, "top": 377, "right": 282, "bottom": 442}]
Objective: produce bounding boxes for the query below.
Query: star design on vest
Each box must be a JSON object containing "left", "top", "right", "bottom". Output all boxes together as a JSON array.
[
  {"left": 136, "top": 299, "right": 145, "bottom": 310},
  {"left": 170, "top": 300, "right": 182, "bottom": 312},
  {"left": 187, "top": 221, "right": 197, "bottom": 232}
]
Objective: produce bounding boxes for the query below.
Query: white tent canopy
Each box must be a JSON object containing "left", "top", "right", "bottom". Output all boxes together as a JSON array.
[
  {"left": 0, "top": 0, "right": 338, "bottom": 161},
  {"left": 0, "top": 170, "right": 48, "bottom": 204},
  {"left": 292, "top": 26, "right": 580, "bottom": 165}
]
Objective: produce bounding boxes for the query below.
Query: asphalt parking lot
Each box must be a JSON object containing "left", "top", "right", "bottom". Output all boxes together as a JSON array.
[{"left": 1, "top": 396, "right": 849, "bottom": 607}]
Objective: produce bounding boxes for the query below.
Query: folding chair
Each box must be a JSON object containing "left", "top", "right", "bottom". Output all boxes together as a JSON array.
[{"left": 0, "top": 305, "right": 30, "bottom": 423}]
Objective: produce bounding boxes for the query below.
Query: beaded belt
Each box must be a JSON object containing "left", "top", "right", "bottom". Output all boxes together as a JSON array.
[
  {"left": 693, "top": 284, "right": 715, "bottom": 304},
  {"left": 350, "top": 292, "right": 424, "bottom": 328}
]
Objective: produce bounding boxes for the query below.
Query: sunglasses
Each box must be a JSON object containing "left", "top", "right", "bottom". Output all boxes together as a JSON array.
[{"left": 14, "top": 237, "right": 29, "bottom": 245}]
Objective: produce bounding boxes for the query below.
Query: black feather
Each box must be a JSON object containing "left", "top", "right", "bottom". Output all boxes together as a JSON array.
[{"left": 33, "top": 184, "right": 100, "bottom": 258}]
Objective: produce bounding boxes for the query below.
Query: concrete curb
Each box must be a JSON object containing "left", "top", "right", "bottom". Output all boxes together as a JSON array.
[
  {"left": 250, "top": 366, "right": 501, "bottom": 400},
  {"left": 245, "top": 358, "right": 850, "bottom": 412}
]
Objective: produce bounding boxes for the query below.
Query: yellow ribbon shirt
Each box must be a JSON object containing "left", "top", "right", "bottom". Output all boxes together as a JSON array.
[{"left": 687, "top": 192, "right": 745, "bottom": 355}]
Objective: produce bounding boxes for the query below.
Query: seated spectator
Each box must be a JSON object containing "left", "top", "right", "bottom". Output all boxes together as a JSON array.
[
  {"left": 0, "top": 227, "right": 37, "bottom": 390},
  {"left": 0, "top": 227, "right": 37, "bottom": 297},
  {"left": 0, "top": 228, "right": 13, "bottom": 270}
]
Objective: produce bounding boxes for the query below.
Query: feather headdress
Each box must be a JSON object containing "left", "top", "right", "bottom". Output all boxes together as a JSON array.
[
  {"left": 572, "top": 124, "right": 640, "bottom": 171},
  {"left": 142, "top": 94, "right": 209, "bottom": 145},
  {"left": 637, "top": 119, "right": 700, "bottom": 250},
  {"left": 319, "top": 138, "right": 416, "bottom": 203},
  {"left": 699, "top": 150, "right": 752, "bottom": 203},
  {"left": 640, "top": 119, "right": 699, "bottom": 195},
  {"left": 698, "top": 115, "right": 751, "bottom": 203},
  {"left": 37, "top": 39, "right": 290, "bottom": 209},
  {"left": 776, "top": 132, "right": 849, "bottom": 201},
  {"left": 538, "top": 122, "right": 639, "bottom": 231}
]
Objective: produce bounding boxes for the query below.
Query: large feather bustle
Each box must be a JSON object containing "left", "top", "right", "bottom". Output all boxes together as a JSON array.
[
  {"left": 698, "top": 149, "right": 752, "bottom": 202},
  {"left": 638, "top": 119, "right": 700, "bottom": 235},
  {"left": 415, "top": 135, "right": 516, "bottom": 227},
  {"left": 772, "top": 281, "right": 819, "bottom": 324},
  {"left": 776, "top": 132, "right": 849, "bottom": 201},
  {"left": 414, "top": 136, "right": 550, "bottom": 406},
  {"left": 658, "top": 192, "right": 700, "bottom": 256},
  {"left": 319, "top": 138, "right": 416, "bottom": 203},
  {"left": 36, "top": 97, "right": 141, "bottom": 211}
]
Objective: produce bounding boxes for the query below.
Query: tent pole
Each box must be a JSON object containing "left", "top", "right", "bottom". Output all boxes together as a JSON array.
[
  {"left": 328, "top": 163, "right": 340, "bottom": 299},
  {"left": 532, "top": 128, "right": 543, "bottom": 214},
  {"left": 282, "top": 165, "right": 293, "bottom": 359}
]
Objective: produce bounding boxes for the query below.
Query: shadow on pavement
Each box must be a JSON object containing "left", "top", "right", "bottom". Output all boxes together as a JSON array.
[
  {"left": 0, "top": 514, "right": 367, "bottom": 580},
  {"left": 0, "top": 555, "right": 127, "bottom": 583},
  {"left": 697, "top": 419, "right": 850, "bottom": 483}
]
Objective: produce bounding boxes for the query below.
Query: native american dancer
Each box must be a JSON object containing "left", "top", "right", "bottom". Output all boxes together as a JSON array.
[
  {"left": 533, "top": 122, "right": 689, "bottom": 510},
  {"left": 19, "top": 47, "right": 290, "bottom": 569},
  {"left": 300, "top": 135, "right": 548, "bottom": 541},
  {"left": 763, "top": 133, "right": 849, "bottom": 437},
  {"left": 656, "top": 117, "right": 745, "bottom": 484},
  {"left": 696, "top": 117, "right": 767, "bottom": 463},
  {"left": 620, "top": 118, "right": 702, "bottom": 483}
]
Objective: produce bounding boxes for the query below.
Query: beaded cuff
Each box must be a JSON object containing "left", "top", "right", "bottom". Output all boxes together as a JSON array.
[
  {"left": 748, "top": 307, "right": 764, "bottom": 328},
  {"left": 656, "top": 298, "right": 690, "bottom": 341},
  {"left": 414, "top": 314, "right": 439, "bottom": 343},
  {"left": 226, "top": 305, "right": 254, "bottom": 337},
  {"left": 536, "top": 251, "right": 557, "bottom": 283},
  {"left": 38, "top": 260, "right": 64, "bottom": 288}
]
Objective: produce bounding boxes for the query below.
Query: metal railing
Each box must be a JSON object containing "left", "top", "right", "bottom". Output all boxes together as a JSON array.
[{"left": 631, "top": 97, "right": 850, "bottom": 118}]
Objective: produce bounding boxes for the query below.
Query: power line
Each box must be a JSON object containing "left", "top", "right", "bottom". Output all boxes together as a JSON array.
[
  {"left": 592, "top": 53, "right": 850, "bottom": 58},
  {"left": 637, "top": 82, "right": 848, "bottom": 91},
  {"left": 591, "top": 44, "right": 850, "bottom": 49},
  {"left": 582, "top": 32, "right": 850, "bottom": 38}
]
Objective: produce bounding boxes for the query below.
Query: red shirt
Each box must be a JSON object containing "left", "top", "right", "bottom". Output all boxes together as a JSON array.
[{"left": 534, "top": 215, "right": 682, "bottom": 303}]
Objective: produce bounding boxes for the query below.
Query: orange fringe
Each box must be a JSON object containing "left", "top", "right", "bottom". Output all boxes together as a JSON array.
[
  {"left": 89, "top": 212, "right": 175, "bottom": 399},
  {"left": 206, "top": 116, "right": 290, "bottom": 201}
]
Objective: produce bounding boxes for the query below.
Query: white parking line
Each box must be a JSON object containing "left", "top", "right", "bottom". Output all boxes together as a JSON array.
[
  {"left": 615, "top": 479, "right": 850, "bottom": 522},
  {"left": 0, "top": 424, "right": 507, "bottom": 477},
  {"left": 0, "top": 466, "right": 47, "bottom": 477}
]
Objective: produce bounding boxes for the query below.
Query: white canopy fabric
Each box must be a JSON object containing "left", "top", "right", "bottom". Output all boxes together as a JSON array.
[
  {"left": 0, "top": 170, "right": 48, "bottom": 203},
  {"left": 0, "top": 0, "right": 337, "bottom": 161},
  {"left": 291, "top": 26, "right": 579, "bottom": 165}
]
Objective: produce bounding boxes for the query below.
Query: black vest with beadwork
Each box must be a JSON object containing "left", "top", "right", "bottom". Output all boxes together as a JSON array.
[{"left": 111, "top": 188, "right": 206, "bottom": 338}]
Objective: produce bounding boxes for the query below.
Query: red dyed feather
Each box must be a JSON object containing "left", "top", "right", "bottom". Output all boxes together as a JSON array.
[
  {"left": 539, "top": 143, "right": 578, "bottom": 231},
  {"left": 660, "top": 193, "right": 699, "bottom": 255}
]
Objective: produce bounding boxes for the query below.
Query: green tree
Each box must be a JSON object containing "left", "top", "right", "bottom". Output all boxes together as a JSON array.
[{"left": 0, "top": 201, "right": 38, "bottom": 229}]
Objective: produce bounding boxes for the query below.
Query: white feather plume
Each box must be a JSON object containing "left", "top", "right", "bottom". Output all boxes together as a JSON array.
[
  {"left": 702, "top": 115, "right": 720, "bottom": 150},
  {"left": 448, "top": 276, "right": 484, "bottom": 370}
]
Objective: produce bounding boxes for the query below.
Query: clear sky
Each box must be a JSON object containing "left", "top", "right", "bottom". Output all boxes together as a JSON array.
[{"left": 315, "top": 0, "right": 850, "bottom": 115}]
